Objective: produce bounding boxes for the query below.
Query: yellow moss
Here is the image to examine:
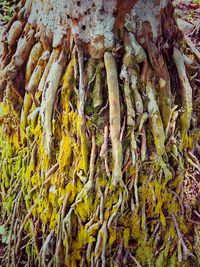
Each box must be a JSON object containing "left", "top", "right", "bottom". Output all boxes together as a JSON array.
[
  {"left": 70, "top": 249, "right": 81, "bottom": 267},
  {"left": 136, "top": 238, "right": 154, "bottom": 266},
  {"left": 48, "top": 191, "right": 58, "bottom": 207},
  {"left": 123, "top": 228, "right": 130, "bottom": 248},
  {"left": 108, "top": 228, "right": 117, "bottom": 246},
  {"left": 37, "top": 204, "right": 43, "bottom": 214},
  {"left": 155, "top": 200, "right": 163, "bottom": 214},
  {"left": 24, "top": 220, "right": 30, "bottom": 231},
  {"left": 58, "top": 135, "right": 72, "bottom": 172},
  {"left": 61, "top": 57, "right": 75, "bottom": 99},
  {"left": 179, "top": 216, "right": 189, "bottom": 234},
  {"left": 26, "top": 163, "right": 35, "bottom": 180},
  {"left": 32, "top": 206, "right": 38, "bottom": 217},
  {"left": 31, "top": 122, "right": 49, "bottom": 169},
  {"left": 0, "top": 102, "right": 9, "bottom": 116},
  {"left": 160, "top": 210, "right": 166, "bottom": 227},
  {"left": 75, "top": 224, "right": 95, "bottom": 250},
  {"left": 62, "top": 114, "right": 89, "bottom": 174},
  {"left": 182, "top": 133, "right": 193, "bottom": 148},
  {"left": 75, "top": 196, "right": 92, "bottom": 222},
  {"left": 64, "top": 182, "right": 77, "bottom": 204},
  {"left": 31, "top": 174, "right": 40, "bottom": 187},
  {"left": 60, "top": 60, "right": 89, "bottom": 174},
  {"left": 168, "top": 199, "right": 179, "bottom": 214},
  {"left": 50, "top": 212, "right": 59, "bottom": 229},
  {"left": 3, "top": 195, "right": 14, "bottom": 212},
  {"left": 40, "top": 211, "right": 49, "bottom": 224},
  {"left": 58, "top": 187, "right": 66, "bottom": 199},
  {"left": 130, "top": 215, "right": 141, "bottom": 239}
]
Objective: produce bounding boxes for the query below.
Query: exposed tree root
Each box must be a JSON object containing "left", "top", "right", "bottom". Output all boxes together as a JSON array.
[
  {"left": 173, "top": 47, "right": 193, "bottom": 146},
  {"left": 104, "top": 52, "right": 123, "bottom": 186},
  {"left": 0, "top": 1, "right": 199, "bottom": 267}
]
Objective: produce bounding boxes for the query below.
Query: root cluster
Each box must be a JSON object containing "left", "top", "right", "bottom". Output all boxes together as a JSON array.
[{"left": 0, "top": 0, "right": 199, "bottom": 266}]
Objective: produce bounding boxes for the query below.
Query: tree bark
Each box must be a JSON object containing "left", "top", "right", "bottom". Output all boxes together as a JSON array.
[{"left": 0, "top": 0, "right": 199, "bottom": 266}]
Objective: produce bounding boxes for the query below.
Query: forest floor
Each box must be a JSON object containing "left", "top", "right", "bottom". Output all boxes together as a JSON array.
[{"left": 174, "top": 0, "right": 200, "bottom": 52}]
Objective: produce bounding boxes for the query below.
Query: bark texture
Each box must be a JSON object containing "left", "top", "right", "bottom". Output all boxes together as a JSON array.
[{"left": 0, "top": 0, "right": 199, "bottom": 266}]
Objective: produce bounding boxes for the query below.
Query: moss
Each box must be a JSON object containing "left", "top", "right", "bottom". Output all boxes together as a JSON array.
[
  {"left": 58, "top": 135, "right": 73, "bottom": 172},
  {"left": 0, "top": 0, "right": 18, "bottom": 23}
]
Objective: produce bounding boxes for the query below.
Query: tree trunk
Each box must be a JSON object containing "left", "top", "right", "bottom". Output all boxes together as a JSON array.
[{"left": 0, "top": 0, "right": 199, "bottom": 266}]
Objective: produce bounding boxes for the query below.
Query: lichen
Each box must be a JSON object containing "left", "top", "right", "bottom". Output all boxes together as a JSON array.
[
  {"left": 131, "top": 0, "right": 168, "bottom": 39},
  {"left": 28, "top": 0, "right": 117, "bottom": 51}
]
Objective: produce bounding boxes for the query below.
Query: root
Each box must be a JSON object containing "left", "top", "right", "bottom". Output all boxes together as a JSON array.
[
  {"left": 94, "top": 221, "right": 108, "bottom": 266},
  {"left": 20, "top": 93, "right": 33, "bottom": 138},
  {"left": 165, "top": 105, "right": 179, "bottom": 139},
  {"left": 104, "top": 52, "right": 123, "bottom": 186},
  {"left": 13, "top": 27, "right": 36, "bottom": 67},
  {"left": 146, "top": 69, "right": 165, "bottom": 156},
  {"left": 86, "top": 244, "right": 94, "bottom": 265},
  {"left": 15, "top": 203, "right": 36, "bottom": 255},
  {"left": 39, "top": 230, "right": 54, "bottom": 267},
  {"left": 173, "top": 47, "right": 193, "bottom": 145},
  {"left": 7, "top": 191, "right": 22, "bottom": 265},
  {"left": 7, "top": 20, "right": 24, "bottom": 48},
  {"left": 100, "top": 124, "right": 108, "bottom": 159},
  {"left": 62, "top": 207, "right": 74, "bottom": 256},
  {"left": 100, "top": 124, "right": 111, "bottom": 177},
  {"left": 120, "top": 66, "right": 135, "bottom": 126},
  {"left": 76, "top": 45, "right": 85, "bottom": 117},
  {"left": 107, "top": 192, "right": 122, "bottom": 229},
  {"left": 26, "top": 50, "right": 51, "bottom": 105},
  {"left": 29, "top": 218, "right": 40, "bottom": 256},
  {"left": 38, "top": 49, "right": 60, "bottom": 92},
  {"left": 40, "top": 50, "right": 66, "bottom": 157},
  {"left": 25, "top": 42, "right": 43, "bottom": 85},
  {"left": 123, "top": 31, "right": 146, "bottom": 66},
  {"left": 146, "top": 40, "right": 172, "bottom": 125}
]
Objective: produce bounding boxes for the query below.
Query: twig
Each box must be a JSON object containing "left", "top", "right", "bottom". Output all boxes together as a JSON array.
[
  {"left": 172, "top": 213, "right": 195, "bottom": 260},
  {"left": 39, "top": 230, "right": 54, "bottom": 267},
  {"left": 134, "top": 163, "right": 139, "bottom": 208},
  {"left": 7, "top": 191, "right": 22, "bottom": 264},
  {"left": 171, "top": 190, "right": 185, "bottom": 215},
  {"left": 128, "top": 252, "right": 142, "bottom": 267},
  {"left": 98, "top": 100, "right": 108, "bottom": 116},
  {"left": 120, "top": 116, "right": 126, "bottom": 142},
  {"left": 184, "top": 35, "right": 200, "bottom": 61},
  {"left": 15, "top": 203, "right": 36, "bottom": 255}
]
